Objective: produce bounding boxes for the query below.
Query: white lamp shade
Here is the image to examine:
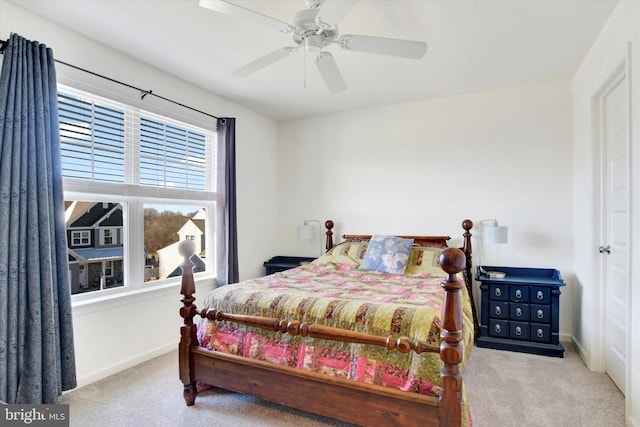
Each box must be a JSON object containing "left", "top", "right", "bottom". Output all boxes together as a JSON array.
[
  {"left": 484, "top": 225, "right": 508, "bottom": 244},
  {"left": 298, "top": 224, "right": 315, "bottom": 240}
]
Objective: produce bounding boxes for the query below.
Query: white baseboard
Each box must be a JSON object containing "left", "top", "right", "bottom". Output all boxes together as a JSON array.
[
  {"left": 569, "top": 336, "right": 591, "bottom": 368},
  {"left": 72, "top": 341, "right": 177, "bottom": 390}
]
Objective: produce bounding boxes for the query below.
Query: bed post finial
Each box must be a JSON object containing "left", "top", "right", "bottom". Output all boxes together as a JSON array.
[
  {"left": 461, "top": 219, "right": 473, "bottom": 265},
  {"left": 324, "top": 220, "right": 334, "bottom": 251},
  {"left": 438, "top": 247, "right": 465, "bottom": 427}
]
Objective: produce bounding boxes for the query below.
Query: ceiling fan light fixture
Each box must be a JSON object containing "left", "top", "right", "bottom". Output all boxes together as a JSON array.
[{"left": 304, "top": 34, "right": 324, "bottom": 53}]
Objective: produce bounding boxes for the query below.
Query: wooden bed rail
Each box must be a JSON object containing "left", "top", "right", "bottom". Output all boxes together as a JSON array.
[{"left": 196, "top": 309, "right": 441, "bottom": 355}]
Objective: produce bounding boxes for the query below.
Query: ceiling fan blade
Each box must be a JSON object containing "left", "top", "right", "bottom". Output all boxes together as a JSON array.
[
  {"left": 199, "top": 0, "right": 293, "bottom": 33},
  {"left": 318, "top": 0, "right": 358, "bottom": 26},
  {"left": 232, "top": 47, "right": 298, "bottom": 77},
  {"left": 315, "top": 52, "right": 346, "bottom": 94},
  {"left": 338, "top": 34, "right": 427, "bottom": 59}
]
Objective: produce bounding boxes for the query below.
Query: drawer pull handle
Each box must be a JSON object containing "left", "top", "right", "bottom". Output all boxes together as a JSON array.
[
  {"left": 537, "top": 291, "right": 544, "bottom": 300},
  {"left": 515, "top": 307, "right": 522, "bottom": 317},
  {"left": 495, "top": 306, "right": 502, "bottom": 315},
  {"left": 515, "top": 326, "right": 522, "bottom": 336},
  {"left": 537, "top": 309, "right": 544, "bottom": 319},
  {"left": 495, "top": 324, "right": 501, "bottom": 333},
  {"left": 515, "top": 289, "right": 522, "bottom": 299},
  {"left": 537, "top": 329, "right": 544, "bottom": 338},
  {"left": 495, "top": 288, "right": 502, "bottom": 297}
]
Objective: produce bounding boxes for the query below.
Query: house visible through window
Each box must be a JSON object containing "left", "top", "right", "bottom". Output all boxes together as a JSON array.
[
  {"left": 66, "top": 201, "right": 125, "bottom": 292},
  {"left": 59, "top": 85, "right": 217, "bottom": 296},
  {"left": 143, "top": 205, "right": 206, "bottom": 282}
]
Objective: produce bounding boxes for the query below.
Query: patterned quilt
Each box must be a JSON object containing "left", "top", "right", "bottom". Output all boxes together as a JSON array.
[{"left": 197, "top": 249, "right": 473, "bottom": 425}]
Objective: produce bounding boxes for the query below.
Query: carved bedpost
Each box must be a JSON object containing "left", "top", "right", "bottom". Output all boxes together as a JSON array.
[
  {"left": 178, "top": 240, "right": 198, "bottom": 406},
  {"left": 324, "top": 220, "right": 334, "bottom": 251},
  {"left": 438, "top": 247, "right": 466, "bottom": 427},
  {"left": 461, "top": 219, "right": 473, "bottom": 279},
  {"left": 461, "top": 219, "right": 479, "bottom": 339}
]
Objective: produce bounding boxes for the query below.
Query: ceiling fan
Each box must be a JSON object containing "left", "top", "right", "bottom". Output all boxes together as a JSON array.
[{"left": 198, "top": 0, "right": 428, "bottom": 93}]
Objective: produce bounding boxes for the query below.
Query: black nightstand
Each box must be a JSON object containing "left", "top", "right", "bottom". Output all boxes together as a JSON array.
[
  {"left": 476, "top": 266, "right": 565, "bottom": 357},
  {"left": 263, "top": 256, "right": 316, "bottom": 275}
]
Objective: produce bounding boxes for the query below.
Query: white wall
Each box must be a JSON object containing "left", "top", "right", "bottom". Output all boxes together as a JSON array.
[
  {"left": 0, "top": 0, "right": 280, "bottom": 387},
  {"left": 572, "top": 1, "right": 639, "bottom": 425},
  {"left": 277, "top": 81, "right": 575, "bottom": 338}
]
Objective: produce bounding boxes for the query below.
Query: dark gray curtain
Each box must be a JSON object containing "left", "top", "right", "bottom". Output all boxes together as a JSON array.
[
  {"left": 216, "top": 117, "right": 239, "bottom": 284},
  {"left": 0, "top": 33, "right": 76, "bottom": 404}
]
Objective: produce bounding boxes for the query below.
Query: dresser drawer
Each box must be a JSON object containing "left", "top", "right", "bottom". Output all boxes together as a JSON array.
[
  {"left": 509, "top": 285, "right": 529, "bottom": 302},
  {"left": 489, "top": 301, "right": 509, "bottom": 319},
  {"left": 489, "top": 319, "right": 509, "bottom": 338},
  {"left": 489, "top": 284, "right": 508, "bottom": 301},
  {"left": 510, "top": 321, "right": 530, "bottom": 340},
  {"left": 530, "top": 304, "right": 550, "bottom": 323},
  {"left": 509, "top": 303, "right": 530, "bottom": 321},
  {"left": 530, "top": 324, "right": 551, "bottom": 343},
  {"left": 531, "top": 287, "right": 550, "bottom": 304}
]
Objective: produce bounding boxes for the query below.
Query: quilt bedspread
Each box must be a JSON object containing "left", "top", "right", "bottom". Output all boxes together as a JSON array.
[{"left": 198, "top": 259, "right": 474, "bottom": 400}]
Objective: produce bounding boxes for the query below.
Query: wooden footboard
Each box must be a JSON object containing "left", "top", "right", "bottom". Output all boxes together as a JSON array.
[{"left": 179, "top": 220, "right": 474, "bottom": 427}]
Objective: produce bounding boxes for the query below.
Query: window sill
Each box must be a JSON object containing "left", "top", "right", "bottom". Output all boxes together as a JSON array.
[{"left": 71, "top": 274, "right": 217, "bottom": 316}]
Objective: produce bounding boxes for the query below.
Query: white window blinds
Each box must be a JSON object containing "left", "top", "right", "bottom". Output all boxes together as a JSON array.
[
  {"left": 139, "top": 116, "right": 206, "bottom": 191},
  {"left": 58, "top": 92, "right": 125, "bottom": 183},
  {"left": 57, "top": 88, "right": 213, "bottom": 191}
]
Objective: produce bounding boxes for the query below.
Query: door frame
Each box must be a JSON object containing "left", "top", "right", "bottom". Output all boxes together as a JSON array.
[{"left": 591, "top": 43, "right": 632, "bottom": 399}]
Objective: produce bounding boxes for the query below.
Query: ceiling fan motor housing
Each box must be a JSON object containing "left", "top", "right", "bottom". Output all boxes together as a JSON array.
[{"left": 292, "top": 8, "right": 338, "bottom": 50}]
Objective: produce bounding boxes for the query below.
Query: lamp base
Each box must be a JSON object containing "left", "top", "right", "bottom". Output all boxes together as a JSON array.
[{"left": 486, "top": 271, "right": 506, "bottom": 279}]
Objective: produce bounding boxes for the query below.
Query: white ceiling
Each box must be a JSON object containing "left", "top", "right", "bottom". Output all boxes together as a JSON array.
[{"left": 10, "top": 0, "right": 618, "bottom": 121}]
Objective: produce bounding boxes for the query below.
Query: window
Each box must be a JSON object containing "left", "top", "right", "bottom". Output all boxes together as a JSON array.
[
  {"left": 101, "top": 228, "right": 115, "bottom": 245},
  {"left": 59, "top": 85, "right": 217, "bottom": 296},
  {"left": 104, "top": 261, "right": 113, "bottom": 277},
  {"left": 71, "top": 230, "right": 91, "bottom": 246},
  {"left": 143, "top": 204, "right": 206, "bottom": 282}
]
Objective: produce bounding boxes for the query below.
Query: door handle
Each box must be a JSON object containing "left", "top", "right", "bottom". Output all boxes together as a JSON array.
[{"left": 599, "top": 245, "right": 611, "bottom": 254}]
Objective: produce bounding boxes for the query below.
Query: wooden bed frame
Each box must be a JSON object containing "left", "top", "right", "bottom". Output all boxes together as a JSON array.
[{"left": 179, "top": 219, "right": 475, "bottom": 427}]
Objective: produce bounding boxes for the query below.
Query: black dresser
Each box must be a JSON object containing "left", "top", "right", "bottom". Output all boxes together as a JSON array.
[
  {"left": 476, "top": 266, "right": 565, "bottom": 357},
  {"left": 263, "top": 256, "right": 316, "bottom": 275}
]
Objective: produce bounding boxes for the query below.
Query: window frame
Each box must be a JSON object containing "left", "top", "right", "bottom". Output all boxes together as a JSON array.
[{"left": 59, "top": 84, "right": 219, "bottom": 301}]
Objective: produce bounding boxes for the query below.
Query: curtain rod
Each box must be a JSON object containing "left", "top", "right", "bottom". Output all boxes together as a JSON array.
[{"left": 0, "top": 39, "right": 222, "bottom": 121}]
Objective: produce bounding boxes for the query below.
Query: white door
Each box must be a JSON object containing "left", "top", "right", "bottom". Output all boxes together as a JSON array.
[{"left": 601, "top": 71, "right": 629, "bottom": 394}]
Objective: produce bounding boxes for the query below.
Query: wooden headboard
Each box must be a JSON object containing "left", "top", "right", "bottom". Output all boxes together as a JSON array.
[
  {"left": 342, "top": 234, "right": 450, "bottom": 248},
  {"left": 322, "top": 220, "right": 453, "bottom": 250}
]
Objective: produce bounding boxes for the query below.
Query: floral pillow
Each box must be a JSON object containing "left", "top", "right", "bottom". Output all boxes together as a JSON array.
[
  {"left": 405, "top": 246, "right": 445, "bottom": 275},
  {"left": 359, "top": 235, "right": 414, "bottom": 274}
]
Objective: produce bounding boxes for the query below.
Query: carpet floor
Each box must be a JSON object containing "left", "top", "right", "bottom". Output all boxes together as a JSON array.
[{"left": 60, "top": 341, "right": 624, "bottom": 426}]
